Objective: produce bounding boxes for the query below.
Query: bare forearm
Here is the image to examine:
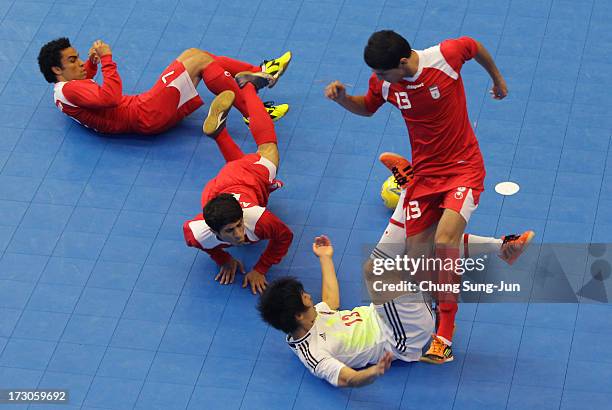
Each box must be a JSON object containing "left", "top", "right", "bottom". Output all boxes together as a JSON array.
[
  {"left": 340, "top": 366, "right": 379, "bottom": 388},
  {"left": 473, "top": 41, "right": 504, "bottom": 83},
  {"left": 319, "top": 255, "right": 340, "bottom": 310},
  {"left": 336, "top": 95, "right": 373, "bottom": 117}
]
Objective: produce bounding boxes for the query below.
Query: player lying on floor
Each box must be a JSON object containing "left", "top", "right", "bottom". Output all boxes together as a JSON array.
[
  {"left": 258, "top": 235, "right": 435, "bottom": 387},
  {"left": 183, "top": 85, "right": 292, "bottom": 295},
  {"left": 38, "top": 37, "right": 290, "bottom": 135}
]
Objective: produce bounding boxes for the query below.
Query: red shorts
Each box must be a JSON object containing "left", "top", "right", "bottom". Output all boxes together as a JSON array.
[
  {"left": 135, "top": 60, "right": 204, "bottom": 134},
  {"left": 201, "top": 154, "right": 278, "bottom": 208},
  {"left": 403, "top": 180, "right": 482, "bottom": 237}
]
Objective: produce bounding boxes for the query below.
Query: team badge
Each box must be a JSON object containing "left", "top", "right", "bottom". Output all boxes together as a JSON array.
[
  {"left": 429, "top": 85, "right": 440, "bottom": 99},
  {"left": 319, "top": 333, "right": 327, "bottom": 341},
  {"left": 454, "top": 187, "right": 466, "bottom": 200}
]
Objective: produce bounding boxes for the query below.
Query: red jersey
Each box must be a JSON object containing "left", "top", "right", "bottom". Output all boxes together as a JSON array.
[
  {"left": 53, "top": 55, "right": 202, "bottom": 134},
  {"left": 365, "top": 37, "right": 485, "bottom": 194},
  {"left": 183, "top": 154, "right": 293, "bottom": 274}
]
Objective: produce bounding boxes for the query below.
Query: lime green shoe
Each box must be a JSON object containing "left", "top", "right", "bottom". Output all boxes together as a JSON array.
[
  {"left": 260, "top": 51, "right": 292, "bottom": 88},
  {"left": 243, "top": 101, "right": 289, "bottom": 125}
]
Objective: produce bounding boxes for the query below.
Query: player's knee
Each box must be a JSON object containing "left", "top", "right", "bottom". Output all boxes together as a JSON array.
[
  {"left": 257, "top": 143, "right": 279, "bottom": 168},
  {"left": 178, "top": 48, "right": 213, "bottom": 66},
  {"left": 434, "top": 233, "right": 460, "bottom": 248}
]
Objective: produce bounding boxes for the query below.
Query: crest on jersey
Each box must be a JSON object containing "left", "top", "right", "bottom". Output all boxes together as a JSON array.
[
  {"left": 454, "top": 187, "right": 464, "bottom": 200},
  {"left": 429, "top": 85, "right": 440, "bottom": 99},
  {"left": 319, "top": 333, "right": 326, "bottom": 341}
]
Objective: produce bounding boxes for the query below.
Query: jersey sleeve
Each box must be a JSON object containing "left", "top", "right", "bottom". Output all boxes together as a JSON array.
[
  {"left": 83, "top": 59, "right": 98, "bottom": 79},
  {"left": 363, "top": 73, "right": 386, "bottom": 114},
  {"left": 314, "top": 357, "right": 346, "bottom": 387},
  {"left": 61, "top": 54, "right": 123, "bottom": 108},
  {"left": 371, "top": 189, "right": 407, "bottom": 259},
  {"left": 182, "top": 216, "right": 233, "bottom": 266},
  {"left": 439, "top": 37, "right": 479, "bottom": 73},
  {"left": 252, "top": 209, "right": 293, "bottom": 274},
  {"left": 315, "top": 301, "right": 335, "bottom": 313}
]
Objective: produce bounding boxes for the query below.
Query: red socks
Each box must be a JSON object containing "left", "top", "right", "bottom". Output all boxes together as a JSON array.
[
  {"left": 201, "top": 64, "right": 277, "bottom": 147},
  {"left": 435, "top": 246, "right": 461, "bottom": 342},
  {"left": 240, "top": 83, "right": 277, "bottom": 145},
  {"left": 214, "top": 56, "right": 261, "bottom": 76},
  {"left": 201, "top": 62, "right": 249, "bottom": 115},
  {"left": 213, "top": 128, "right": 244, "bottom": 163}
]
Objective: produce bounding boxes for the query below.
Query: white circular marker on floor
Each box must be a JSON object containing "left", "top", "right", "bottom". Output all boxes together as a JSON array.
[{"left": 495, "top": 181, "right": 520, "bottom": 196}]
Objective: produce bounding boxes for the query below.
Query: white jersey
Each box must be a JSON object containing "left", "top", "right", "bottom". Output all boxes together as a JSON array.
[{"left": 287, "top": 295, "right": 434, "bottom": 386}]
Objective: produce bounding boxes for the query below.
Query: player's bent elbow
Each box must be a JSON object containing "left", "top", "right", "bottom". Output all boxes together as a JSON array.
[
  {"left": 336, "top": 366, "right": 362, "bottom": 388},
  {"left": 336, "top": 367, "right": 353, "bottom": 388}
]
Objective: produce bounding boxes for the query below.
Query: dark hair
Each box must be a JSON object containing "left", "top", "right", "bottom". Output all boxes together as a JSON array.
[
  {"left": 203, "top": 193, "right": 243, "bottom": 232},
  {"left": 258, "top": 277, "right": 308, "bottom": 334},
  {"left": 38, "top": 37, "right": 72, "bottom": 83},
  {"left": 364, "top": 30, "right": 412, "bottom": 70}
]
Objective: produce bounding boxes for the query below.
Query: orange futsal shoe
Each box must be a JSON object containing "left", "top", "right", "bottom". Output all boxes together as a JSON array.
[
  {"left": 379, "top": 152, "right": 415, "bottom": 189},
  {"left": 499, "top": 230, "right": 536, "bottom": 265},
  {"left": 420, "top": 334, "right": 454, "bottom": 364},
  {"left": 203, "top": 90, "right": 235, "bottom": 138}
]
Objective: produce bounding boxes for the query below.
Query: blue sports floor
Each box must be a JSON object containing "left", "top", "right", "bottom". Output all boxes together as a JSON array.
[{"left": 0, "top": 0, "right": 611, "bottom": 408}]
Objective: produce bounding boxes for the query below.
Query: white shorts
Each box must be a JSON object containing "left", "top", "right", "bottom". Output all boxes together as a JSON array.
[{"left": 375, "top": 292, "right": 435, "bottom": 361}]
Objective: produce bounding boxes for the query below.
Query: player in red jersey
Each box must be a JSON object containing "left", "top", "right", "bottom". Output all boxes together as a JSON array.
[
  {"left": 326, "top": 30, "right": 533, "bottom": 363},
  {"left": 183, "top": 82, "right": 292, "bottom": 295},
  {"left": 37, "top": 37, "right": 290, "bottom": 135}
]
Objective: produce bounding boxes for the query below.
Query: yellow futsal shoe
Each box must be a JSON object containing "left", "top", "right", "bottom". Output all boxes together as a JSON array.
[
  {"left": 243, "top": 101, "right": 289, "bottom": 125},
  {"left": 203, "top": 90, "right": 235, "bottom": 138},
  {"left": 261, "top": 51, "right": 292, "bottom": 88}
]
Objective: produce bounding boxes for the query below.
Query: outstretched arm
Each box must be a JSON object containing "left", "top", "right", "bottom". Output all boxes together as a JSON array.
[
  {"left": 312, "top": 235, "right": 340, "bottom": 310},
  {"left": 336, "top": 352, "right": 393, "bottom": 387},
  {"left": 473, "top": 40, "right": 507, "bottom": 99},
  {"left": 245, "top": 209, "right": 294, "bottom": 294},
  {"left": 325, "top": 81, "right": 374, "bottom": 117}
]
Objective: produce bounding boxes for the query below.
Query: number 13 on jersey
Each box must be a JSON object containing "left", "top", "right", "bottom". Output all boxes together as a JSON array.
[
  {"left": 405, "top": 200, "right": 421, "bottom": 220},
  {"left": 395, "top": 91, "right": 411, "bottom": 109}
]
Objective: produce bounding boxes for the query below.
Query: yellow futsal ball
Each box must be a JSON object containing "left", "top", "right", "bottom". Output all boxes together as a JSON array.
[{"left": 380, "top": 175, "right": 401, "bottom": 209}]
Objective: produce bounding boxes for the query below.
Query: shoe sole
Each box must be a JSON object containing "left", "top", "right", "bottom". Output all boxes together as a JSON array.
[
  {"left": 503, "top": 230, "right": 536, "bottom": 265},
  {"left": 268, "top": 52, "right": 292, "bottom": 89},
  {"left": 235, "top": 72, "right": 270, "bottom": 91},
  {"left": 379, "top": 152, "right": 408, "bottom": 166},
  {"left": 419, "top": 355, "right": 454, "bottom": 364},
  {"left": 203, "top": 90, "right": 235, "bottom": 136}
]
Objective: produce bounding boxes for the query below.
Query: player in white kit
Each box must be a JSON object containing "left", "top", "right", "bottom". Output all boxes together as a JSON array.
[{"left": 257, "top": 235, "right": 434, "bottom": 387}]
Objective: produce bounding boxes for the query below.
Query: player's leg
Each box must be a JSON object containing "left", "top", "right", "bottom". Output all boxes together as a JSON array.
[
  {"left": 202, "top": 91, "right": 245, "bottom": 162},
  {"left": 232, "top": 77, "right": 280, "bottom": 170},
  {"left": 420, "top": 187, "right": 472, "bottom": 365},
  {"left": 176, "top": 48, "right": 255, "bottom": 117},
  {"left": 205, "top": 51, "right": 291, "bottom": 84}
]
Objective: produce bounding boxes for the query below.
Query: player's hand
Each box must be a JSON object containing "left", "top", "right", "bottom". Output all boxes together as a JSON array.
[
  {"left": 325, "top": 80, "right": 347, "bottom": 102},
  {"left": 372, "top": 351, "right": 393, "bottom": 377},
  {"left": 215, "top": 257, "right": 245, "bottom": 285},
  {"left": 242, "top": 270, "right": 268, "bottom": 295},
  {"left": 93, "top": 40, "right": 112, "bottom": 58},
  {"left": 312, "top": 235, "right": 334, "bottom": 258},
  {"left": 88, "top": 45, "right": 100, "bottom": 65},
  {"left": 490, "top": 77, "right": 508, "bottom": 100}
]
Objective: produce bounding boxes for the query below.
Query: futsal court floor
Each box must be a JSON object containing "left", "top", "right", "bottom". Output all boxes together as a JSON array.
[{"left": 0, "top": 0, "right": 611, "bottom": 408}]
